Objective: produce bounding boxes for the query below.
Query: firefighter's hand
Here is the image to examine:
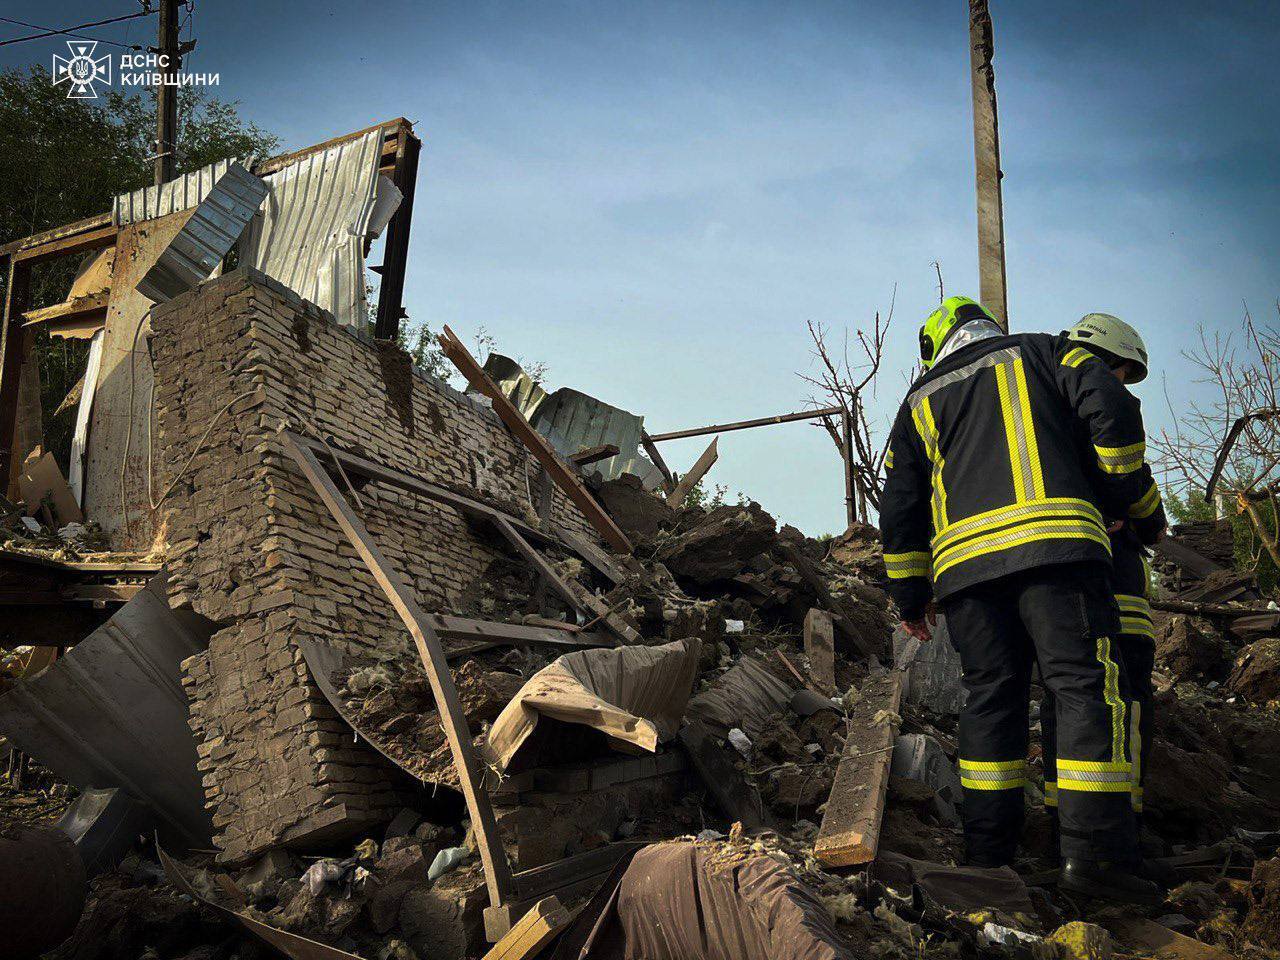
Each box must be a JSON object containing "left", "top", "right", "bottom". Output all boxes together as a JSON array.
[{"left": 902, "top": 604, "right": 937, "bottom": 643}]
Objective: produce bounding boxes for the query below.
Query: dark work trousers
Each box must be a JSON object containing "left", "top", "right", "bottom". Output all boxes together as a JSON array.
[
  {"left": 1043, "top": 629, "right": 1153, "bottom": 824},
  {"left": 941, "top": 562, "right": 1139, "bottom": 866}
]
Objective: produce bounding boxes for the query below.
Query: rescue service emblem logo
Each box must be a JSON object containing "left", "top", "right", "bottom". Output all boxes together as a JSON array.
[{"left": 52, "top": 40, "right": 112, "bottom": 99}]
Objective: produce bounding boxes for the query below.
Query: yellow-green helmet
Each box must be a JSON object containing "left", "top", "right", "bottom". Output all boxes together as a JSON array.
[
  {"left": 919, "top": 296, "right": 999, "bottom": 369},
  {"left": 1067, "top": 313, "right": 1149, "bottom": 383}
]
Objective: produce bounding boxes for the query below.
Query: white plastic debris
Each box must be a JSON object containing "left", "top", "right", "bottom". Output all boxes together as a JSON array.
[
  {"left": 301, "top": 859, "right": 345, "bottom": 894},
  {"left": 428, "top": 845, "right": 470, "bottom": 881},
  {"left": 727, "top": 727, "right": 752, "bottom": 758},
  {"left": 979, "top": 922, "right": 1044, "bottom": 950},
  {"left": 724, "top": 619, "right": 745, "bottom": 634},
  {"left": 19, "top": 517, "right": 41, "bottom": 534}
]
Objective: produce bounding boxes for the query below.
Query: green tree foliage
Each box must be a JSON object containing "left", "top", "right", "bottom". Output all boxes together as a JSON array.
[
  {"left": 1164, "top": 492, "right": 1279, "bottom": 594},
  {"left": 0, "top": 66, "right": 278, "bottom": 466}
]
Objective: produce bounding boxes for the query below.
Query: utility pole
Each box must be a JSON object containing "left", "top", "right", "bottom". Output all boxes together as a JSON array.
[
  {"left": 968, "top": 0, "right": 1009, "bottom": 328},
  {"left": 154, "top": 0, "right": 181, "bottom": 186}
]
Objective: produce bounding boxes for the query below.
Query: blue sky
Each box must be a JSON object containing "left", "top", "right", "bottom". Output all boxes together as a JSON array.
[{"left": 5, "top": 2, "right": 1278, "bottom": 534}]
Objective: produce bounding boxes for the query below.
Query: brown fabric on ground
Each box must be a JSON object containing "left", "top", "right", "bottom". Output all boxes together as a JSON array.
[{"left": 560, "top": 840, "right": 855, "bottom": 960}]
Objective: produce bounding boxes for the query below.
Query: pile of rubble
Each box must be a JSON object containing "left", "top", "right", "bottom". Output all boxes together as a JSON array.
[{"left": 9, "top": 476, "right": 1280, "bottom": 959}]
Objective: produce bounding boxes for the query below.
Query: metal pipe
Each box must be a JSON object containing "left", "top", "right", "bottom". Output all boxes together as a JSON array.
[{"left": 647, "top": 405, "right": 844, "bottom": 443}]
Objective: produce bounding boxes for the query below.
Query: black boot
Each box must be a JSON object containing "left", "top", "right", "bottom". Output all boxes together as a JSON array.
[{"left": 1059, "top": 858, "right": 1164, "bottom": 906}]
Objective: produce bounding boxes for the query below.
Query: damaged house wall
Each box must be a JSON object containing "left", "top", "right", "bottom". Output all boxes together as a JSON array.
[{"left": 148, "top": 268, "right": 598, "bottom": 863}]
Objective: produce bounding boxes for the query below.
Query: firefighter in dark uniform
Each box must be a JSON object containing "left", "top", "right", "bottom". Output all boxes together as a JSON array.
[
  {"left": 880, "top": 297, "right": 1165, "bottom": 904},
  {"left": 1042, "top": 314, "right": 1165, "bottom": 850}
]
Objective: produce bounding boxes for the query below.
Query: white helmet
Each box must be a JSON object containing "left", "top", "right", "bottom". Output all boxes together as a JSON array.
[{"left": 1067, "top": 313, "right": 1149, "bottom": 383}]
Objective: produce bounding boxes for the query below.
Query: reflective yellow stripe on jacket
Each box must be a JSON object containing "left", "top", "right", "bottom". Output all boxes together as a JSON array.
[
  {"left": 1116, "top": 593, "right": 1155, "bottom": 639},
  {"left": 930, "top": 498, "right": 1110, "bottom": 579}
]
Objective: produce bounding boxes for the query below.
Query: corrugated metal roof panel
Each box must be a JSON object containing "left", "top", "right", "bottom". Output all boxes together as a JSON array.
[
  {"left": 113, "top": 158, "right": 242, "bottom": 226},
  {"left": 477, "top": 354, "right": 665, "bottom": 490},
  {"left": 242, "top": 129, "right": 387, "bottom": 329},
  {"left": 136, "top": 162, "right": 268, "bottom": 303},
  {"left": 0, "top": 574, "right": 214, "bottom": 840}
]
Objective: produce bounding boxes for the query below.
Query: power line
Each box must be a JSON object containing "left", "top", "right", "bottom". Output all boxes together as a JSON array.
[{"left": 0, "top": 10, "right": 154, "bottom": 49}]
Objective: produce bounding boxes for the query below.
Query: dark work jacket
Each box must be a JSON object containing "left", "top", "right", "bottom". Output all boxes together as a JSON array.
[{"left": 881, "top": 332, "right": 1164, "bottom": 620}]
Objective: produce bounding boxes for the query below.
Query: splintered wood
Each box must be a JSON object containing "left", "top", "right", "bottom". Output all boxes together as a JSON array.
[
  {"left": 814, "top": 670, "right": 903, "bottom": 867},
  {"left": 803, "top": 608, "right": 836, "bottom": 697},
  {"left": 481, "top": 896, "right": 572, "bottom": 960}
]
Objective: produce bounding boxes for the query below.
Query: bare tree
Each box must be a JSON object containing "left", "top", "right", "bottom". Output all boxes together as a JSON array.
[
  {"left": 1151, "top": 300, "right": 1280, "bottom": 569},
  {"left": 799, "top": 287, "right": 896, "bottom": 524}
]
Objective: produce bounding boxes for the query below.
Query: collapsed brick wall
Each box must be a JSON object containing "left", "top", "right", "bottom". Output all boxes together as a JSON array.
[{"left": 150, "top": 269, "right": 597, "bottom": 862}]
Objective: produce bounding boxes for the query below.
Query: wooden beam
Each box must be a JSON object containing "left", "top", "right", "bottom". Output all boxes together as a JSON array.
[
  {"left": 646, "top": 405, "right": 843, "bottom": 443},
  {"left": 428, "top": 614, "right": 613, "bottom": 651},
  {"left": 666, "top": 437, "right": 718, "bottom": 504},
  {"left": 252, "top": 118, "right": 412, "bottom": 177},
  {"left": 481, "top": 896, "right": 572, "bottom": 960},
  {"left": 777, "top": 541, "right": 879, "bottom": 657},
  {"left": 13, "top": 225, "right": 116, "bottom": 267},
  {"left": 0, "top": 258, "right": 31, "bottom": 495},
  {"left": 568, "top": 443, "right": 619, "bottom": 467},
  {"left": 493, "top": 517, "right": 638, "bottom": 645},
  {"left": 969, "top": 0, "right": 1009, "bottom": 328},
  {"left": 0, "top": 213, "right": 112, "bottom": 259},
  {"left": 438, "top": 325, "right": 633, "bottom": 554},
  {"left": 373, "top": 129, "right": 420, "bottom": 340},
  {"left": 640, "top": 431, "right": 676, "bottom": 492},
  {"left": 280, "top": 431, "right": 516, "bottom": 906},
  {"left": 803, "top": 608, "right": 837, "bottom": 697},
  {"left": 814, "top": 670, "right": 903, "bottom": 867}
]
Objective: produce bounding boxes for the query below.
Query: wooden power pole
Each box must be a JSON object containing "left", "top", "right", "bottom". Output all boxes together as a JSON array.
[
  {"left": 154, "top": 0, "right": 182, "bottom": 186},
  {"left": 968, "top": 0, "right": 1009, "bottom": 328}
]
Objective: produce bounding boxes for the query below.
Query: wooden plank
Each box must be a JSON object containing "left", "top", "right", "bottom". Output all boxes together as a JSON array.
[
  {"left": 373, "top": 129, "right": 420, "bottom": 340},
  {"left": 551, "top": 526, "right": 627, "bottom": 586},
  {"left": 777, "top": 541, "right": 878, "bottom": 657},
  {"left": 482, "top": 896, "right": 572, "bottom": 960},
  {"left": 494, "top": 517, "right": 638, "bottom": 645},
  {"left": 0, "top": 258, "right": 31, "bottom": 495},
  {"left": 814, "top": 670, "right": 903, "bottom": 867},
  {"left": 252, "top": 118, "right": 411, "bottom": 176},
  {"left": 13, "top": 224, "right": 116, "bottom": 266},
  {"left": 804, "top": 608, "right": 837, "bottom": 697},
  {"left": 968, "top": 0, "right": 1009, "bottom": 327},
  {"left": 678, "top": 720, "right": 776, "bottom": 832},
  {"left": 428, "top": 614, "right": 613, "bottom": 651},
  {"left": 568, "top": 443, "right": 619, "bottom": 466},
  {"left": 0, "top": 213, "right": 112, "bottom": 259},
  {"left": 281, "top": 432, "right": 516, "bottom": 906},
  {"left": 438, "top": 325, "right": 633, "bottom": 554},
  {"left": 22, "top": 289, "right": 111, "bottom": 327},
  {"left": 646, "top": 405, "right": 843, "bottom": 443},
  {"left": 640, "top": 431, "right": 676, "bottom": 492},
  {"left": 666, "top": 437, "right": 718, "bottom": 505}
]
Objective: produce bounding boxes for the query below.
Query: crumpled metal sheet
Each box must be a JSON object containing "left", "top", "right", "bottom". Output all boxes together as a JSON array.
[
  {"left": 113, "top": 158, "right": 244, "bottom": 226},
  {"left": 136, "top": 162, "right": 269, "bottom": 303},
  {"left": 485, "top": 637, "right": 700, "bottom": 771},
  {"left": 242, "top": 129, "right": 394, "bottom": 329},
  {"left": 159, "top": 845, "right": 365, "bottom": 960},
  {"left": 551, "top": 840, "right": 855, "bottom": 960},
  {"left": 478, "top": 354, "right": 666, "bottom": 491},
  {"left": 0, "top": 573, "right": 213, "bottom": 840}
]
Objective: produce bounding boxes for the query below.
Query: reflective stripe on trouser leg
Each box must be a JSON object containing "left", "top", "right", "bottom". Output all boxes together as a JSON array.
[
  {"left": 1129, "top": 702, "right": 1143, "bottom": 812},
  {"left": 960, "top": 758, "right": 1027, "bottom": 791}
]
